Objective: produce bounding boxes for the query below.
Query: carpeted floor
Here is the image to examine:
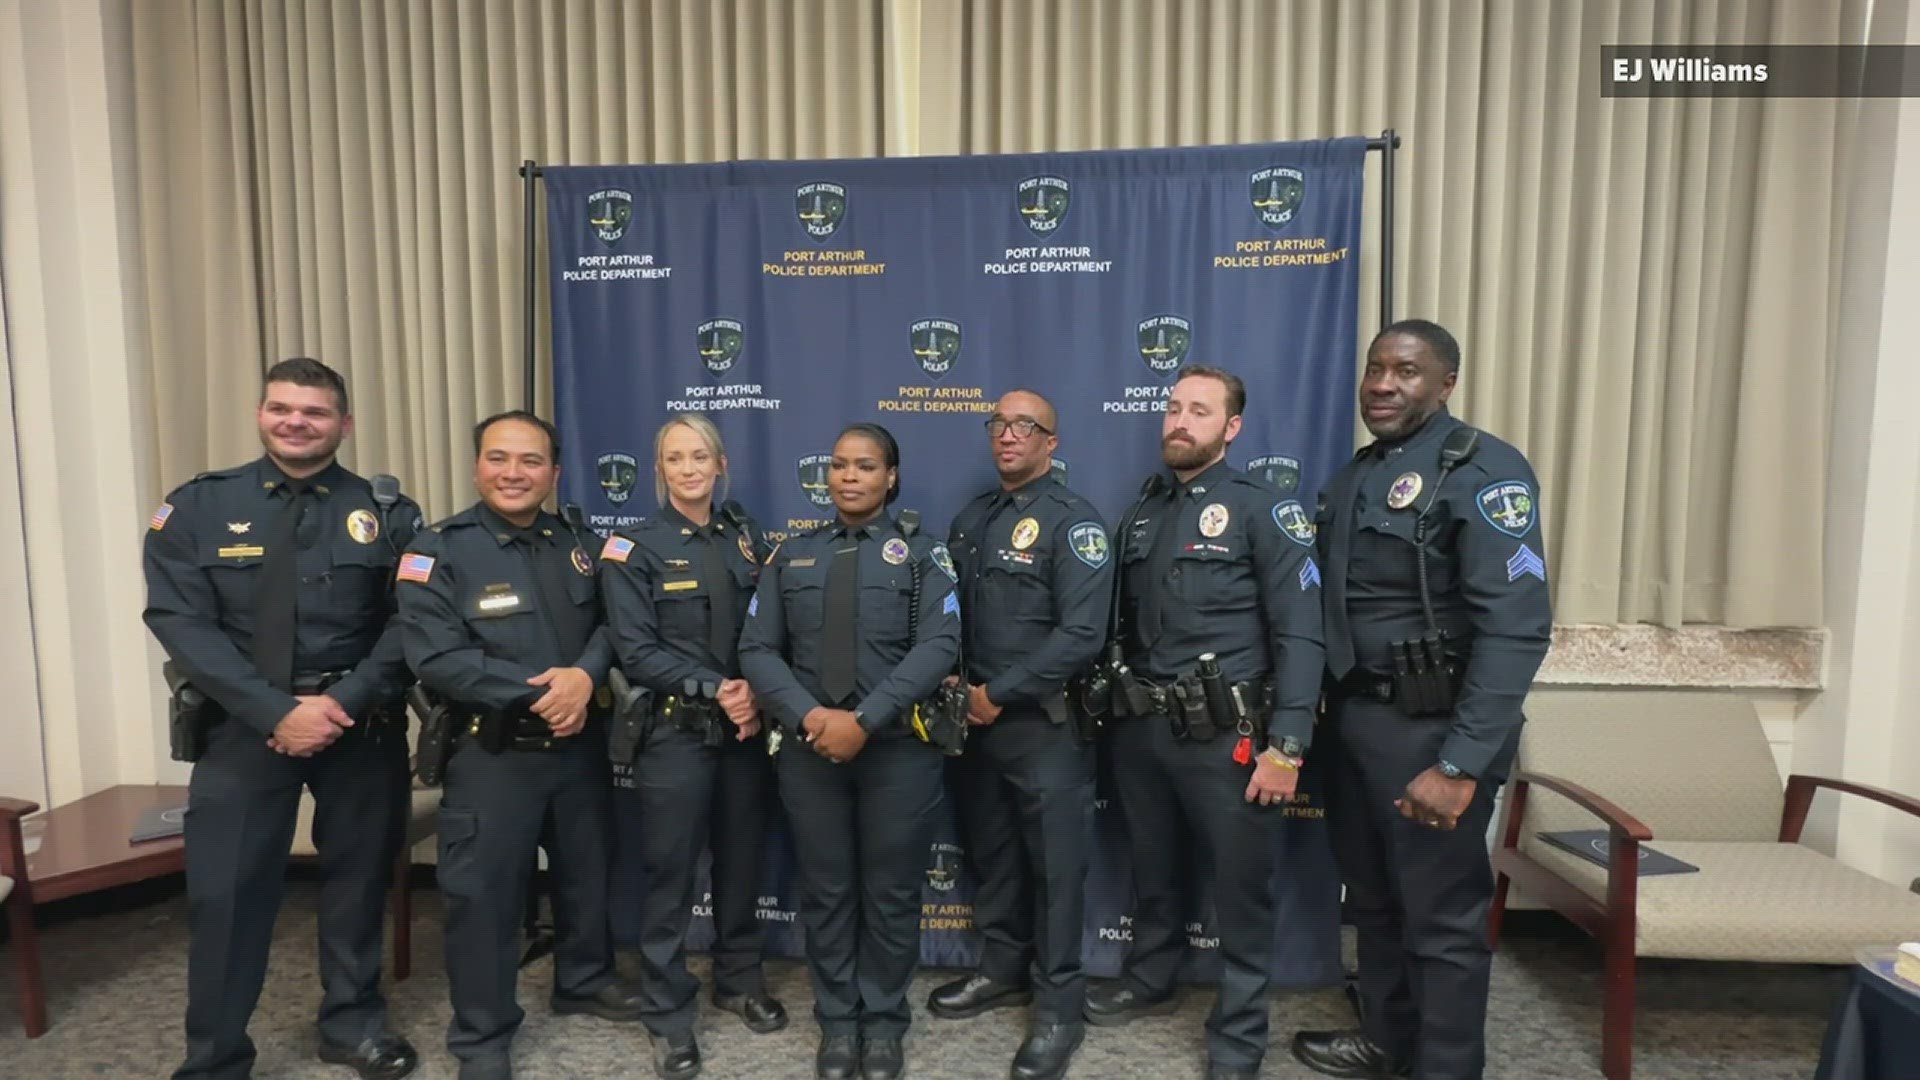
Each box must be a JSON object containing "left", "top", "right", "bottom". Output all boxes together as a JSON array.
[{"left": 0, "top": 879, "right": 1842, "bottom": 1078}]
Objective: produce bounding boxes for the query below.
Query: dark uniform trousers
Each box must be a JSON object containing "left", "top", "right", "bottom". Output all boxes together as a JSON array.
[
  {"left": 436, "top": 733, "right": 617, "bottom": 1062},
  {"left": 632, "top": 726, "right": 776, "bottom": 1038},
  {"left": 1108, "top": 712, "right": 1280, "bottom": 1072},
  {"left": 178, "top": 716, "right": 409, "bottom": 1079},
  {"left": 778, "top": 732, "right": 943, "bottom": 1039},
  {"left": 951, "top": 705, "right": 1095, "bottom": 1022},
  {"left": 1324, "top": 692, "right": 1499, "bottom": 1080}
]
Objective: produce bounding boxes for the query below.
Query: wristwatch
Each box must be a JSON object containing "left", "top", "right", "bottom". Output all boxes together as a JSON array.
[{"left": 1438, "top": 759, "right": 1471, "bottom": 780}]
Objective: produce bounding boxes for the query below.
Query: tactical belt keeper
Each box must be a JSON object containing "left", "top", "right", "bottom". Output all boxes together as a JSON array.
[
  {"left": 1129, "top": 672, "right": 1271, "bottom": 744},
  {"left": 459, "top": 710, "right": 566, "bottom": 753},
  {"left": 658, "top": 690, "right": 729, "bottom": 749}
]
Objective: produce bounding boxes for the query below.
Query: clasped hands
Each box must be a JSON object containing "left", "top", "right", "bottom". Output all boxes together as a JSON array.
[{"left": 801, "top": 706, "right": 867, "bottom": 763}]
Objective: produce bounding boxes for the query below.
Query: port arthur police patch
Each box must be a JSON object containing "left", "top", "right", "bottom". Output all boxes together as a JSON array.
[
  {"left": 910, "top": 319, "right": 962, "bottom": 380},
  {"left": 1250, "top": 166, "right": 1305, "bottom": 230},
  {"left": 796, "top": 454, "right": 833, "bottom": 509},
  {"left": 696, "top": 319, "right": 745, "bottom": 378},
  {"left": 596, "top": 452, "right": 640, "bottom": 507},
  {"left": 1478, "top": 480, "right": 1537, "bottom": 538},
  {"left": 796, "top": 181, "right": 846, "bottom": 240},
  {"left": 1017, "top": 175, "right": 1070, "bottom": 236},
  {"left": 587, "top": 189, "right": 633, "bottom": 245},
  {"left": 1273, "top": 500, "right": 1315, "bottom": 547},
  {"left": 1248, "top": 455, "right": 1302, "bottom": 494},
  {"left": 1137, "top": 315, "right": 1191, "bottom": 377},
  {"left": 1069, "top": 521, "right": 1110, "bottom": 568}
]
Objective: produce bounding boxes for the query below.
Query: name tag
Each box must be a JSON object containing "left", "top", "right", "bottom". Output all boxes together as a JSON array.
[
  {"left": 218, "top": 544, "right": 265, "bottom": 559},
  {"left": 477, "top": 593, "right": 523, "bottom": 613},
  {"left": 663, "top": 580, "right": 700, "bottom": 592},
  {"left": 787, "top": 557, "right": 816, "bottom": 567}
]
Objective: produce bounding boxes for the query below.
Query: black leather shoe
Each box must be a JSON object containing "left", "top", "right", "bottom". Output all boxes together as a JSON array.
[
  {"left": 318, "top": 1034, "right": 420, "bottom": 1080},
  {"left": 816, "top": 1035, "right": 861, "bottom": 1080},
  {"left": 860, "top": 1036, "right": 905, "bottom": 1080},
  {"left": 551, "top": 979, "right": 647, "bottom": 1022},
  {"left": 713, "top": 989, "right": 790, "bottom": 1033},
  {"left": 651, "top": 1032, "right": 701, "bottom": 1080},
  {"left": 454, "top": 1055, "right": 512, "bottom": 1080},
  {"left": 928, "top": 973, "right": 1034, "bottom": 1019},
  {"left": 1082, "top": 981, "right": 1177, "bottom": 1027},
  {"left": 1290, "top": 1029, "right": 1411, "bottom": 1079},
  {"left": 1010, "top": 1022, "right": 1083, "bottom": 1080}
]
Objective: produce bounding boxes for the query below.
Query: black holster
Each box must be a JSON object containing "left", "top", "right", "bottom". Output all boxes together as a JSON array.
[
  {"left": 1388, "top": 632, "right": 1464, "bottom": 717},
  {"left": 1168, "top": 677, "right": 1216, "bottom": 742},
  {"left": 606, "top": 669, "right": 654, "bottom": 769},
  {"left": 410, "top": 686, "right": 455, "bottom": 785},
  {"left": 163, "top": 661, "right": 209, "bottom": 764},
  {"left": 662, "top": 679, "right": 727, "bottom": 749},
  {"left": 912, "top": 682, "right": 969, "bottom": 756}
]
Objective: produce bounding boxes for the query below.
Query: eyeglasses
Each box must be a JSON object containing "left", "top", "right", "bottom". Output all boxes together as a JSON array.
[{"left": 985, "top": 417, "right": 1053, "bottom": 439}]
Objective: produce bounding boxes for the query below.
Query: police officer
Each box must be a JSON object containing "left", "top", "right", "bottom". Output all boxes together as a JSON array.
[
  {"left": 598, "top": 414, "right": 788, "bottom": 1080},
  {"left": 1289, "top": 320, "right": 1552, "bottom": 1080},
  {"left": 739, "top": 423, "right": 961, "bottom": 1080},
  {"left": 925, "top": 391, "right": 1111, "bottom": 1080},
  {"left": 1086, "top": 365, "right": 1326, "bottom": 1080},
  {"left": 397, "top": 411, "right": 645, "bottom": 1080},
  {"left": 143, "top": 357, "right": 421, "bottom": 1080}
]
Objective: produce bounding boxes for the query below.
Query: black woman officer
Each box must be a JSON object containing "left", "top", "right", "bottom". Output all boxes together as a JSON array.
[
  {"left": 739, "top": 422, "right": 962, "bottom": 1080},
  {"left": 597, "top": 413, "right": 788, "bottom": 1080}
]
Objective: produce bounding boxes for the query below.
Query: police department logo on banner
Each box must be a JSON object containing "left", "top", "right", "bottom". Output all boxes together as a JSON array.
[
  {"left": 926, "top": 841, "right": 965, "bottom": 892},
  {"left": 1250, "top": 166, "right": 1305, "bottom": 229},
  {"left": 596, "top": 452, "right": 640, "bottom": 506},
  {"left": 1137, "top": 315, "right": 1191, "bottom": 377},
  {"left": 1049, "top": 457, "right": 1068, "bottom": 485},
  {"left": 696, "top": 319, "right": 745, "bottom": 377},
  {"left": 796, "top": 454, "right": 834, "bottom": 508},
  {"left": 587, "top": 189, "right": 633, "bottom": 245},
  {"left": 1017, "top": 175, "right": 1070, "bottom": 236},
  {"left": 795, "top": 181, "right": 847, "bottom": 240},
  {"left": 910, "top": 319, "right": 962, "bottom": 380},
  {"left": 1249, "top": 454, "right": 1302, "bottom": 494}
]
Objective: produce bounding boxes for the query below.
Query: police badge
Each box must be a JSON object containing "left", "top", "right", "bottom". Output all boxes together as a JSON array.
[
  {"left": 587, "top": 188, "right": 633, "bottom": 245},
  {"left": 1017, "top": 175, "right": 1070, "bottom": 236},
  {"left": 596, "top": 452, "right": 640, "bottom": 507},
  {"left": 1137, "top": 315, "right": 1191, "bottom": 378},
  {"left": 795, "top": 181, "right": 847, "bottom": 241},
  {"left": 910, "top": 319, "right": 962, "bottom": 380},
  {"left": 696, "top": 319, "right": 746, "bottom": 378},
  {"left": 1250, "top": 166, "right": 1306, "bottom": 230}
]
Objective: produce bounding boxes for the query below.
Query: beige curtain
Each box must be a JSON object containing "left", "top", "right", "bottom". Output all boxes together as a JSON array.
[{"left": 130, "top": 0, "right": 1860, "bottom": 628}]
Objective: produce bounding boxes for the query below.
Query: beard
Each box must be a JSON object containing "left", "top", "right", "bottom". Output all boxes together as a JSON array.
[{"left": 1161, "top": 430, "right": 1225, "bottom": 471}]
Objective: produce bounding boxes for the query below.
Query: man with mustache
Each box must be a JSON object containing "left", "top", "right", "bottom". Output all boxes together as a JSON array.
[
  {"left": 1086, "top": 365, "right": 1326, "bottom": 1080},
  {"left": 1290, "top": 320, "right": 1552, "bottom": 1080}
]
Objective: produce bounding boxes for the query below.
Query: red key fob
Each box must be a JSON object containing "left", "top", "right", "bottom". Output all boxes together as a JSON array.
[{"left": 1232, "top": 736, "right": 1252, "bottom": 766}]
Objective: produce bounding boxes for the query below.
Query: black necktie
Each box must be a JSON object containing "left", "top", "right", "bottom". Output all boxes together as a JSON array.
[
  {"left": 701, "top": 525, "right": 739, "bottom": 673},
  {"left": 254, "top": 480, "right": 312, "bottom": 692},
  {"left": 1135, "top": 487, "right": 1183, "bottom": 646},
  {"left": 1323, "top": 463, "right": 1363, "bottom": 678},
  {"left": 525, "top": 530, "right": 582, "bottom": 661},
  {"left": 819, "top": 529, "right": 862, "bottom": 706}
]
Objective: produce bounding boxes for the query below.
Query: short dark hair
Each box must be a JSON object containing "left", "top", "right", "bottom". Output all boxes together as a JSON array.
[
  {"left": 836, "top": 422, "right": 902, "bottom": 505},
  {"left": 263, "top": 356, "right": 348, "bottom": 414},
  {"left": 1173, "top": 364, "right": 1247, "bottom": 419},
  {"left": 473, "top": 410, "right": 562, "bottom": 460},
  {"left": 1371, "top": 319, "right": 1461, "bottom": 372}
]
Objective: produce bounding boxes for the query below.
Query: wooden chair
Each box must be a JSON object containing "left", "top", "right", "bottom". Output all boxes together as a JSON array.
[
  {"left": 1, "top": 795, "right": 46, "bottom": 1037},
  {"left": 1489, "top": 688, "right": 1920, "bottom": 1079},
  {"left": 289, "top": 781, "right": 440, "bottom": 981}
]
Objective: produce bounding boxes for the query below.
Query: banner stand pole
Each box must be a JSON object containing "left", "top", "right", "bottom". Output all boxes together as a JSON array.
[
  {"left": 520, "top": 159, "right": 542, "bottom": 411},
  {"left": 1372, "top": 129, "right": 1399, "bottom": 329}
]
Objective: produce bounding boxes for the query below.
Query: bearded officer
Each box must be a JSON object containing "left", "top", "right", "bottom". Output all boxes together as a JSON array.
[
  {"left": 144, "top": 357, "right": 421, "bottom": 1080},
  {"left": 926, "top": 390, "right": 1112, "bottom": 1080},
  {"left": 1290, "top": 319, "right": 1552, "bottom": 1080},
  {"left": 1087, "top": 364, "right": 1326, "bottom": 1080}
]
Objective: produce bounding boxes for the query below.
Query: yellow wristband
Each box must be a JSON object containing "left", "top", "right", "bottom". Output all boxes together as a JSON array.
[{"left": 1260, "top": 747, "right": 1302, "bottom": 771}]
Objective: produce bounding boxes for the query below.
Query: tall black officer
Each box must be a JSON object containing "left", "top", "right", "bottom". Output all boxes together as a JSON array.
[
  {"left": 925, "top": 390, "right": 1112, "bottom": 1080},
  {"left": 143, "top": 357, "right": 422, "bottom": 1080},
  {"left": 738, "top": 423, "right": 962, "bottom": 1080},
  {"left": 397, "top": 411, "right": 645, "bottom": 1080},
  {"left": 598, "top": 413, "right": 789, "bottom": 1080},
  {"left": 1290, "top": 320, "right": 1552, "bottom": 1080},
  {"left": 1087, "top": 364, "right": 1326, "bottom": 1080}
]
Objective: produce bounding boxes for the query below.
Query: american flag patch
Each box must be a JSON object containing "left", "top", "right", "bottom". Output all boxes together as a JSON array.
[
  {"left": 397, "top": 553, "right": 435, "bottom": 584},
  {"left": 149, "top": 502, "right": 174, "bottom": 531},
  {"left": 601, "top": 535, "right": 634, "bottom": 563}
]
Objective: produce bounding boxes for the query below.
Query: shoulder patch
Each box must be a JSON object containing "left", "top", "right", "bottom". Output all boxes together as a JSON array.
[
  {"left": 1506, "top": 543, "right": 1547, "bottom": 582},
  {"left": 929, "top": 542, "right": 958, "bottom": 582},
  {"left": 1067, "top": 521, "right": 1110, "bottom": 568},
  {"left": 149, "top": 502, "right": 174, "bottom": 531},
  {"left": 1272, "top": 501, "right": 1315, "bottom": 547},
  {"left": 397, "top": 552, "right": 435, "bottom": 583},
  {"left": 601, "top": 535, "right": 635, "bottom": 564},
  {"left": 1298, "top": 556, "right": 1321, "bottom": 591},
  {"left": 1476, "top": 480, "right": 1537, "bottom": 538}
]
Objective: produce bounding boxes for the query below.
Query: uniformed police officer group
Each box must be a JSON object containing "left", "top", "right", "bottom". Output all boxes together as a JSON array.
[{"left": 147, "top": 324, "right": 1549, "bottom": 1080}]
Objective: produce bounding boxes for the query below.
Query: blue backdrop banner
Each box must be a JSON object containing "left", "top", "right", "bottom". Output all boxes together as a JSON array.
[{"left": 544, "top": 138, "right": 1364, "bottom": 989}]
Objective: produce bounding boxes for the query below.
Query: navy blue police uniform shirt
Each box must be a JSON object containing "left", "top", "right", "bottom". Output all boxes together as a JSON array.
[
  {"left": 597, "top": 503, "right": 765, "bottom": 691},
  {"left": 946, "top": 474, "right": 1113, "bottom": 707},
  {"left": 1118, "top": 460, "right": 1326, "bottom": 752},
  {"left": 738, "top": 513, "right": 962, "bottom": 738},
  {"left": 142, "top": 457, "right": 422, "bottom": 735},
  {"left": 1315, "top": 406, "right": 1553, "bottom": 780},
  {"left": 396, "top": 502, "right": 613, "bottom": 714}
]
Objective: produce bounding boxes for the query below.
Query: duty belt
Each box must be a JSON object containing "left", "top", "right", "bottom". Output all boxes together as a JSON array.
[
  {"left": 291, "top": 670, "right": 351, "bottom": 695},
  {"left": 456, "top": 709, "right": 569, "bottom": 753},
  {"left": 1334, "top": 669, "right": 1463, "bottom": 714}
]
